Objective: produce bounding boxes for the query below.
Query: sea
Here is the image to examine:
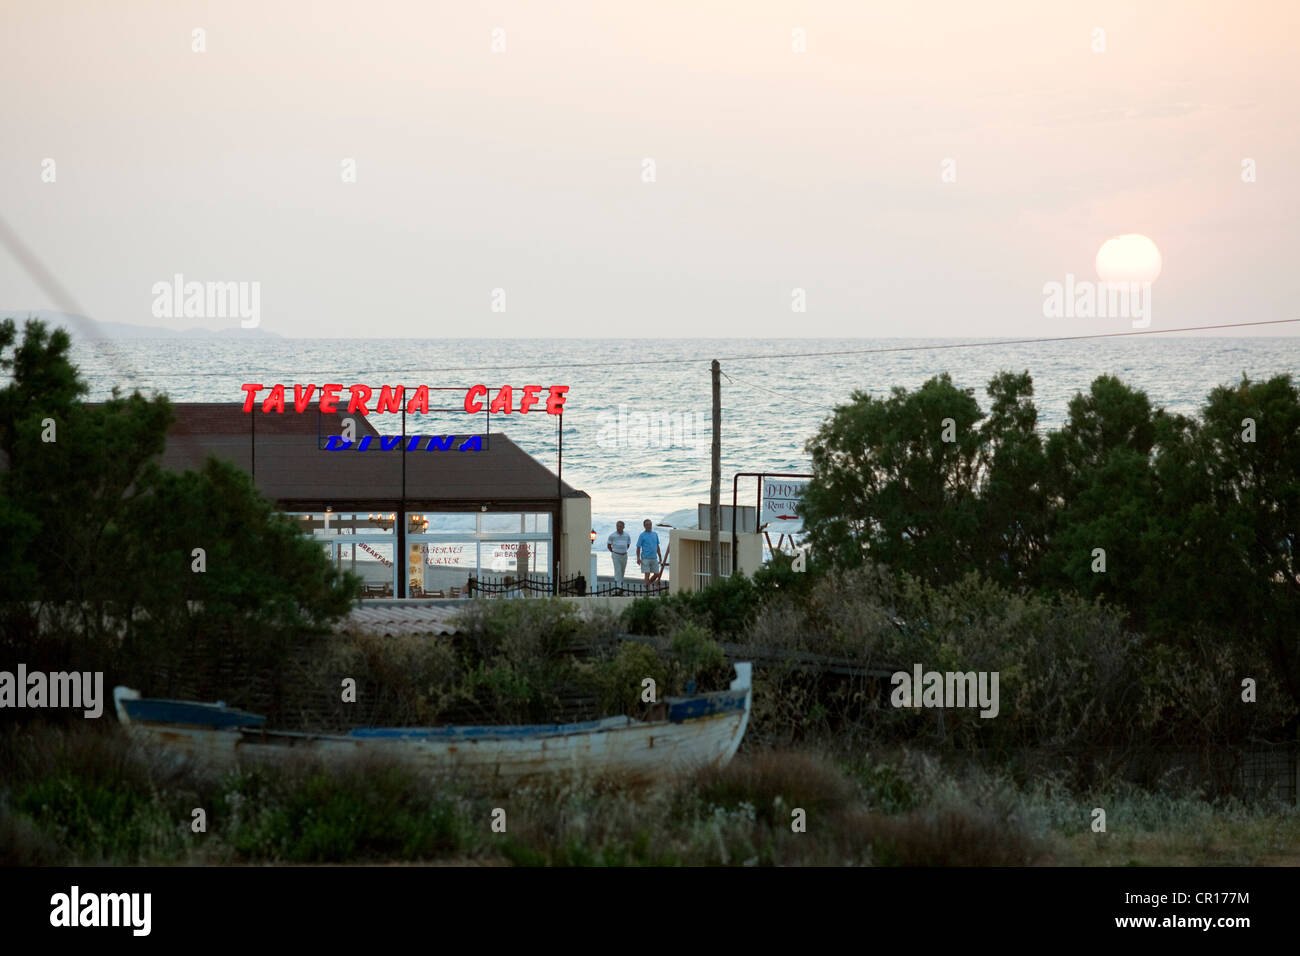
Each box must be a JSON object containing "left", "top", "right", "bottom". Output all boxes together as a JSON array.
[{"left": 67, "top": 335, "right": 1300, "bottom": 577}]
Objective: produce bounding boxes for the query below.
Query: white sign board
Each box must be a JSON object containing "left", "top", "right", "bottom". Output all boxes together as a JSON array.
[
  {"left": 418, "top": 544, "right": 472, "bottom": 567},
  {"left": 760, "top": 479, "right": 809, "bottom": 531}
]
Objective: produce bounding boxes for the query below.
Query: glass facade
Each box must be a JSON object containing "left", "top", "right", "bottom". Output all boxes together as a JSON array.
[
  {"left": 291, "top": 510, "right": 553, "bottom": 598},
  {"left": 292, "top": 512, "right": 400, "bottom": 536},
  {"left": 408, "top": 512, "right": 552, "bottom": 597},
  {"left": 290, "top": 512, "right": 399, "bottom": 596}
]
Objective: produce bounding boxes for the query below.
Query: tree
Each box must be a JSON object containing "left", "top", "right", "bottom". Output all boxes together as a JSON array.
[
  {"left": 801, "top": 373, "right": 985, "bottom": 580},
  {"left": 801, "top": 371, "right": 1049, "bottom": 586},
  {"left": 0, "top": 318, "right": 84, "bottom": 469},
  {"left": 114, "top": 458, "right": 356, "bottom": 665},
  {"left": 0, "top": 318, "right": 98, "bottom": 642},
  {"left": 801, "top": 366, "right": 1300, "bottom": 721},
  {"left": 0, "top": 318, "right": 359, "bottom": 687},
  {"left": 1196, "top": 375, "right": 1300, "bottom": 711},
  {"left": 975, "top": 371, "right": 1050, "bottom": 588},
  {"left": 1039, "top": 375, "right": 1173, "bottom": 623}
]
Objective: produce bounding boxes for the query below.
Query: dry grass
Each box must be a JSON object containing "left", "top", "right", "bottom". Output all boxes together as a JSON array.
[{"left": 10, "top": 720, "right": 1287, "bottom": 866}]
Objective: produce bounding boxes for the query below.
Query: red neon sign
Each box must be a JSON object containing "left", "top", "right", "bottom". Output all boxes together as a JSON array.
[{"left": 240, "top": 384, "right": 569, "bottom": 416}]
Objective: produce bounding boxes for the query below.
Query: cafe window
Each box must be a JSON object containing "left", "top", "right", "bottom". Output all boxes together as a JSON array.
[
  {"left": 289, "top": 511, "right": 397, "bottom": 537},
  {"left": 290, "top": 510, "right": 552, "bottom": 598},
  {"left": 290, "top": 512, "right": 398, "bottom": 596},
  {"left": 407, "top": 512, "right": 553, "bottom": 595}
]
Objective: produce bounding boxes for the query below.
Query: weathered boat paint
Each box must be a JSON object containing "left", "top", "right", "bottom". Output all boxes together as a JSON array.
[{"left": 666, "top": 689, "right": 749, "bottom": 723}]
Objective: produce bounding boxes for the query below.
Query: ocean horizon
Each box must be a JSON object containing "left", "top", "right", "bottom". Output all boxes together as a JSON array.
[{"left": 67, "top": 334, "right": 1300, "bottom": 577}]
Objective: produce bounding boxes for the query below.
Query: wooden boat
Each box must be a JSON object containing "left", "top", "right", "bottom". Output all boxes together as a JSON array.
[{"left": 113, "top": 663, "right": 751, "bottom": 782}]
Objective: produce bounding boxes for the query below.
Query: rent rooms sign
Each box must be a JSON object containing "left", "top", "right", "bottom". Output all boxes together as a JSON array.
[{"left": 760, "top": 479, "right": 809, "bottom": 531}]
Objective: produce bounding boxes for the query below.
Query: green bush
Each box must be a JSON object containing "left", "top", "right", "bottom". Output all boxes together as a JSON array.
[
  {"left": 13, "top": 777, "right": 173, "bottom": 863},
  {"left": 298, "top": 600, "right": 625, "bottom": 728},
  {"left": 444, "top": 600, "right": 611, "bottom": 723},
  {"left": 751, "top": 549, "right": 821, "bottom": 600},
  {"left": 733, "top": 562, "right": 1295, "bottom": 756},
  {"left": 576, "top": 625, "right": 729, "bottom": 718},
  {"left": 852, "top": 759, "right": 920, "bottom": 814},
  {"left": 621, "top": 572, "right": 759, "bottom": 637},
  {"left": 224, "top": 761, "right": 469, "bottom": 863},
  {"left": 577, "top": 641, "right": 670, "bottom": 717},
  {"left": 669, "top": 622, "right": 726, "bottom": 685}
]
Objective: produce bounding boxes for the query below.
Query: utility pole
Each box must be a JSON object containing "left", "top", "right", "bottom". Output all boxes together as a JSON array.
[
  {"left": 555, "top": 410, "right": 562, "bottom": 597},
  {"left": 710, "top": 359, "right": 721, "bottom": 584},
  {"left": 398, "top": 397, "right": 406, "bottom": 598}
]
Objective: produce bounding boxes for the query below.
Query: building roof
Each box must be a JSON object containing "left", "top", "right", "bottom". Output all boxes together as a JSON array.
[
  {"left": 157, "top": 403, "right": 586, "bottom": 506},
  {"left": 340, "top": 603, "right": 462, "bottom": 637}
]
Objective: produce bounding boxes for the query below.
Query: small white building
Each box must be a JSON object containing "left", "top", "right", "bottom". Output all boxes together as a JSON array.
[{"left": 667, "top": 505, "right": 763, "bottom": 594}]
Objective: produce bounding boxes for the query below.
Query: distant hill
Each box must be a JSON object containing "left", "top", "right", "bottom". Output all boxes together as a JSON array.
[{"left": 1, "top": 311, "right": 282, "bottom": 340}]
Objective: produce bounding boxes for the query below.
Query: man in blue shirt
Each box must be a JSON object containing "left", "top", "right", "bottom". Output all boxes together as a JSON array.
[{"left": 636, "top": 519, "right": 662, "bottom": 585}]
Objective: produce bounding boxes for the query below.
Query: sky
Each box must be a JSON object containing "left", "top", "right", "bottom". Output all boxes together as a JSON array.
[{"left": 2, "top": 0, "right": 1298, "bottom": 339}]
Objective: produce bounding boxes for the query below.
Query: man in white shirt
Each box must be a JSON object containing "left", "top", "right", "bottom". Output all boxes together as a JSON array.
[{"left": 607, "top": 521, "right": 631, "bottom": 591}]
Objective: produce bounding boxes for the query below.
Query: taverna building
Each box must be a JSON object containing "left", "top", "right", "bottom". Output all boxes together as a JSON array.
[{"left": 160, "top": 404, "right": 592, "bottom": 598}]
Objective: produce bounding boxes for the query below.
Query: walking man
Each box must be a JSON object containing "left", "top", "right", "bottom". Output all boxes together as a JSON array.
[
  {"left": 607, "top": 521, "right": 631, "bottom": 591},
  {"left": 636, "top": 518, "right": 662, "bottom": 585}
]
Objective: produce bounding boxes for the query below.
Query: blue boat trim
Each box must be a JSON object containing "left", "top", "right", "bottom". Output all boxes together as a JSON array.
[
  {"left": 348, "top": 716, "right": 628, "bottom": 740},
  {"left": 120, "top": 697, "right": 266, "bottom": 729},
  {"left": 666, "top": 690, "right": 748, "bottom": 723}
]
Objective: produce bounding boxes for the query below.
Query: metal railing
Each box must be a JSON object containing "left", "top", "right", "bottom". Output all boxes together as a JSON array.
[{"left": 464, "top": 573, "right": 668, "bottom": 598}]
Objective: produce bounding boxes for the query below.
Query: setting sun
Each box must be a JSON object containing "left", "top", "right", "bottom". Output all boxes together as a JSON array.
[{"left": 1096, "top": 234, "right": 1163, "bottom": 283}]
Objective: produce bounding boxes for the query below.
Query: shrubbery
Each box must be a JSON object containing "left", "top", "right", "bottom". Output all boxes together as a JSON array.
[
  {"left": 297, "top": 600, "right": 731, "bottom": 729},
  {"left": 621, "top": 567, "right": 776, "bottom": 638},
  {"left": 799, "top": 369, "right": 1300, "bottom": 722},
  {"left": 736, "top": 562, "right": 1294, "bottom": 759},
  {"left": 0, "top": 318, "right": 359, "bottom": 703}
]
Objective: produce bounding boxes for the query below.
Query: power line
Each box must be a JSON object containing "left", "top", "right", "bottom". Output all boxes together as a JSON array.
[
  {"left": 386, "top": 319, "right": 1300, "bottom": 372},
  {"left": 0, "top": 213, "right": 217, "bottom": 468},
  {"left": 720, "top": 370, "right": 837, "bottom": 409}
]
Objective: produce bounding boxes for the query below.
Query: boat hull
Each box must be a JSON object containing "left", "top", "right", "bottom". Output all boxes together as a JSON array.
[{"left": 113, "top": 663, "right": 751, "bottom": 783}]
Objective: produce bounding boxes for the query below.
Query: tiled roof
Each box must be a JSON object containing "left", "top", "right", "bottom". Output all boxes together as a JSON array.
[
  {"left": 167, "top": 403, "right": 380, "bottom": 437},
  {"left": 341, "top": 603, "right": 462, "bottom": 636}
]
